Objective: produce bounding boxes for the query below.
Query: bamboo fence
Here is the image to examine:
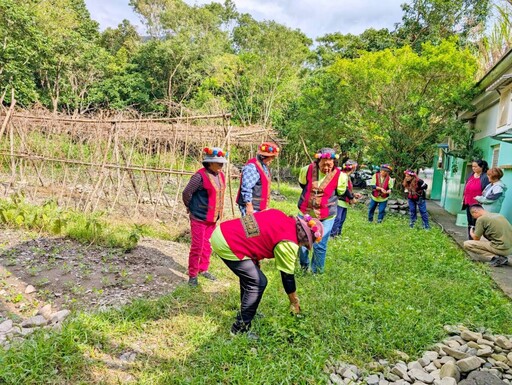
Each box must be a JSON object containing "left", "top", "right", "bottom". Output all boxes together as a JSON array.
[{"left": 0, "top": 110, "right": 280, "bottom": 230}]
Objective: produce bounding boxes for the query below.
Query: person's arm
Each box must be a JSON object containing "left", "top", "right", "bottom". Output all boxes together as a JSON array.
[
  {"left": 240, "top": 164, "right": 258, "bottom": 201},
  {"left": 182, "top": 173, "right": 203, "bottom": 212},
  {"left": 387, "top": 178, "right": 394, "bottom": 194},
  {"left": 337, "top": 172, "right": 348, "bottom": 197},
  {"left": 472, "top": 219, "right": 484, "bottom": 240},
  {"left": 298, "top": 165, "right": 309, "bottom": 189},
  {"left": 274, "top": 241, "right": 301, "bottom": 314}
]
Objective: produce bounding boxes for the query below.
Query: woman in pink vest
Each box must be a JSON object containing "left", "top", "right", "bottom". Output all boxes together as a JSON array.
[
  {"left": 462, "top": 159, "right": 490, "bottom": 239},
  {"left": 210, "top": 209, "right": 323, "bottom": 339},
  {"left": 297, "top": 148, "right": 342, "bottom": 273},
  {"left": 236, "top": 142, "right": 279, "bottom": 216},
  {"left": 182, "top": 147, "right": 227, "bottom": 287}
]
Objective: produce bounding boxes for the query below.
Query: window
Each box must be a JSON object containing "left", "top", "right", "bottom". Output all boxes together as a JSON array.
[
  {"left": 492, "top": 145, "right": 500, "bottom": 168},
  {"left": 498, "top": 86, "right": 512, "bottom": 128}
]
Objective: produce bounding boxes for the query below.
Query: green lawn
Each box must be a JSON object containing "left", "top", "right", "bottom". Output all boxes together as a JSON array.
[{"left": 1, "top": 184, "right": 512, "bottom": 384}]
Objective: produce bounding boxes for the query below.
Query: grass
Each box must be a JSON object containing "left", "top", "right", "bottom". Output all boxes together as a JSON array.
[{"left": 1, "top": 184, "right": 512, "bottom": 384}]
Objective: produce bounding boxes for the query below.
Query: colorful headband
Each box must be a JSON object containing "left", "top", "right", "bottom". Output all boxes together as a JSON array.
[
  {"left": 314, "top": 152, "right": 339, "bottom": 160},
  {"left": 259, "top": 144, "right": 279, "bottom": 154},
  {"left": 404, "top": 169, "right": 416, "bottom": 176},
  {"left": 381, "top": 164, "right": 393, "bottom": 171},
  {"left": 203, "top": 147, "right": 228, "bottom": 157},
  {"left": 303, "top": 214, "right": 322, "bottom": 243}
]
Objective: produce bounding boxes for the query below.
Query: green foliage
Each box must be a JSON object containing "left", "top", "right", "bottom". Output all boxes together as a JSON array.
[
  {"left": 0, "top": 195, "right": 139, "bottom": 251},
  {"left": 284, "top": 38, "right": 478, "bottom": 172},
  {"left": 396, "top": 0, "right": 492, "bottom": 51},
  {"left": 2, "top": 189, "right": 512, "bottom": 383}
]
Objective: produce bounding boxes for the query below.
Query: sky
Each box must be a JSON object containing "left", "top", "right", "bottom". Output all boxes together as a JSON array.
[{"left": 84, "top": 0, "right": 406, "bottom": 40}]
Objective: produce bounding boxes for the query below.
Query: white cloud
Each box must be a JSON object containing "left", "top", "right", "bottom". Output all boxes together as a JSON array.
[{"left": 85, "top": 0, "right": 405, "bottom": 39}]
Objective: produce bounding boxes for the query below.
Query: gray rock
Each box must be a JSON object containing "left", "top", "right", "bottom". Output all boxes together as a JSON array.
[
  {"left": 443, "top": 346, "right": 470, "bottom": 360},
  {"left": 438, "top": 378, "right": 457, "bottom": 385},
  {"left": 366, "top": 374, "right": 380, "bottom": 385},
  {"left": 391, "top": 364, "right": 408, "bottom": 379},
  {"left": 25, "top": 285, "right": 36, "bottom": 294},
  {"left": 461, "top": 330, "right": 482, "bottom": 342},
  {"left": 342, "top": 369, "right": 358, "bottom": 381},
  {"left": 457, "top": 356, "right": 484, "bottom": 372},
  {"left": 444, "top": 325, "right": 461, "bottom": 335},
  {"left": 0, "top": 320, "right": 13, "bottom": 334},
  {"left": 409, "top": 361, "right": 424, "bottom": 370},
  {"left": 459, "top": 371, "right": 507, "bottom": 385},
  {"left": 477, "top": 338, "right": 494, "bottom": 347},
  {"left": 378, "top": 380, "right": 389, "bottom": 385},
  {"left": 50, "top": 310, "right": 70, "bottom": 324},
  {"left": 409, "top": 368, "right": 434, "bottom": 384},
  {"left": 496, "top": 336, "right": 512, "bottom": 350},
  {"left": 424, "top": 351, "right": 440, "bottom": 361},
  {"left": 439, "top": 361, "right": 460, "bottom": 382},
  {"left": 476, "top": 345, "right": 493, "bottom": 357},
  {"left": 330, "top": 373, "right": 344, "bottom": 385},
  {"left": 21, "top": 316, "right": 48, "bottom": 328},
  {"left": 425, "top": 363, "right": 438, "bottom": 372},
  {"left": 37, "top": 304, "right": 53, "bottom": 320}
]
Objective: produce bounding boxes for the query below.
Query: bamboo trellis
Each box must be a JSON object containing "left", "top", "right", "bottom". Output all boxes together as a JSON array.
[{"left": 0, "top": 111, "right": 280, "bottom": 230}]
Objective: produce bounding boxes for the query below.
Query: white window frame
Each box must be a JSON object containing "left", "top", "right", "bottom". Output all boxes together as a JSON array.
[
  {"left": 492, "top": 145, "right": 500, "bottom": 168},
  {"left": 497, "top": 84, "right": 512, "bottom": 132}
]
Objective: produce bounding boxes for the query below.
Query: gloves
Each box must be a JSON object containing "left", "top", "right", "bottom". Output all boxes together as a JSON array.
[{"left": 288, "top": 292, "right": 301, "bottom": 315}]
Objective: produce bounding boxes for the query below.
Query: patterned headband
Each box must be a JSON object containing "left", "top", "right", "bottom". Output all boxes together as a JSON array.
[{"left": 203, "top": 147, "right": 228, "bottom": 157}]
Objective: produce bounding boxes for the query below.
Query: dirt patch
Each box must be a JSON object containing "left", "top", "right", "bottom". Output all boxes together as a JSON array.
[{"left": 0, "top": 227, "right": 190, "bottom": 319}]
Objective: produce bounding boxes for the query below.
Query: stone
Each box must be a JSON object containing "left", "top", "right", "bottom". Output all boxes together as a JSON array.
[
  {"left": 0, "top": 320, "right": 13, "bottom": 334},
  {"left": 342, "top": 369, "right": 358, "bottom": 381},
  {"left": 477, "top": 338, "right": 495, "bottom": 347},
  {"left": 418, "top": 357, "right": 431, "bottom": 367},
  {"left": 424, "top": 351, "right": 440, "bottom": 361},
  {"left": 439, "top": 361, "right": 460, "bottom": 382},
  {"left": 21, "top": 315, "right": 48, "bottom": 328},
  {"left": 496, "top": 336, "right": 512, "bottom": 350},
  {"left": 409, "top": 361, "right": 424, "bottom": 370},
  {"left": 25, "top": 285, "right": 36, "bottom": 294},
  {"left": 330, "top": 373, "right": 344, "bottom": 385},
  {"left": 425, "top": 363, "right": 438, "bottom": 372},
  {"left": 458, "top": 371, "right": 507, "bottom": 385},
  {"left": 438, "top": 378, "right": 457, "bottom": 385},
  {"left": 457, "top": 356, "right": 484, "bottom": 372},
  {"left": 378, "top": 380, "right": 389, "bottom": 385},
  {"left": 37, "top": 304, "right": 53, "bottom": 320},
  {"left": 391, "top": 364, "right": 408, "bottom": 379},
  {"left": 443, "top": 325, "right": 461, "bottom": 335},
  {"left": 50, "top": 310, "right": 70, "bottom": 324},
  {"left": 443, "top": 346, "right": 470, "bottom": 360},
  {"left": 476, "top": 346, "right": 493, "bottom": 357},
  {"left": 409, "top": 368, "right": 434, "bottom": 384},
  {"left": 461, "top": 330, "right": 482, "bottom": 342},
  {"left": 366, "top": 374, "right": 380, "bottom": 385}
]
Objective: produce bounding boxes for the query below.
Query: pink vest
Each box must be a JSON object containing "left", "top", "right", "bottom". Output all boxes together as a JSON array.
[
  {"left": 298, "top": 164, "right": 340, "bottom": 219},
  {"left": 220, "top": 209, "right": 298, "bottom": 261}
]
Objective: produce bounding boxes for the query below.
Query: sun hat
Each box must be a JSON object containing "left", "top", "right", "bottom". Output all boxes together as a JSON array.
[
  {"left": 257, "top": 142, "right": 279, "bottom": 157},
  {"left": 314, "top": 148, "right": 339, "bottom": 160},
  {"left": 343, "top": 159, "right": 358, "bottom": 171},
  {"left": 296, "top": 214, "right": 324, "bottom": 249},
  {"left": 380, "top": 164, "right": 393, "bottom": 172},
  {"left": 202, "top": 147, "right": 228, "bottom": 164}
]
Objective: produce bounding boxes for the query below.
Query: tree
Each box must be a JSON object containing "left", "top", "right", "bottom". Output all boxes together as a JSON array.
[
  {"left": 202, "top": 15, "right": 312, "bottom": 127},
  {"left": 0, "top": 0, "right": 44, "bottom": 106},
  {"left": 99, "top": 19, "right": 142, "bottom": 55},
  {"left": 284, "top": 39, "right": 478, "bottom": 172},
  {"left": 396, "top": 0, "right": 492, "bottom": 51},
  {"left": 130, "top": 0, "right": 231, "bottom": 115}
]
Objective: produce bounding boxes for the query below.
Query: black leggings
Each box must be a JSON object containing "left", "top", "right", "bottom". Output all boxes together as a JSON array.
[
  {"left": 466, "top": 206, "right": 476, "bottom": 239},
  {"left": 221, "top": 258, "right": 267, "bottom": 324}
]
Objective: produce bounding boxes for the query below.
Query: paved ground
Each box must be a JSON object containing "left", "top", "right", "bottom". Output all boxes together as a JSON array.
[{"left": 427, "top": 200, "right": 512, "bottom": 298}]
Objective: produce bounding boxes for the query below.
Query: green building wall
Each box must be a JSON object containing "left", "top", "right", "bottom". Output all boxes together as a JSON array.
[{"left": 431, "top": 138, "right": 512, "bottom": 224}]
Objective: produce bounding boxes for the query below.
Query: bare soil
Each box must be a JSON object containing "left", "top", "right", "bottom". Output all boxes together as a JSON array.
[{"left": 0, "top": 227, "right": 190, "bottom": 320}]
